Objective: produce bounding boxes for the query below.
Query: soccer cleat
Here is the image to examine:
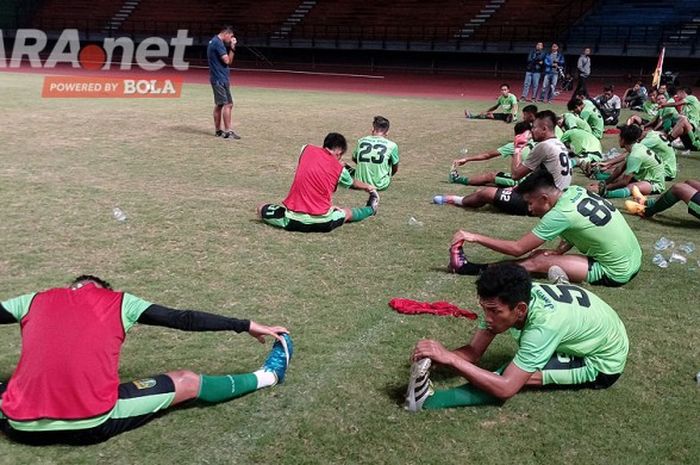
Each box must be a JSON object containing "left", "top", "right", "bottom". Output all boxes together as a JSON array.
[
  {"left": 448, "top": 169, "right": 460, "bottom": 183},
  {"left": 223, "top": 130, "right": 241, "bottom": 140},
  {"left": 464, "top": 109, "right": 473, "bottom": 119},
  {"left": 505, "top": 114, "right": 514, "bottom": 124},
  {"left": 405, "top": 358, "right": 433, "bottom": 412},
  {"left": 630, "top": 185, "right": 647, "bottom": 205},
  {"left": 261, "top": 333, "right": 293, "bottom": 385},
  {"left": 367, "top": 190, "right": 380, "bottom": 214},
  {"left": 547, "top": 265, "right": 570, "bottom": 285},
  {"left": 625, "top": 200, "right": 646, "bottom": 217},
  {"left": 578, "top": 159, "right": 592, "bottom": 176},
  {"left": 433, "top": 195, "right": 448, "bottom": 205},
  {"left": 215, "top": 129, "right": 224, "bottom": 137},
  {"left": 597, "top": 181, "right": 608, "bottom": 196},
  {"left": 671, "top": 138, "right": 685, "bottom": 149},
  {"left": 448, "top": 245, "right": 467, "bottom": 273}
]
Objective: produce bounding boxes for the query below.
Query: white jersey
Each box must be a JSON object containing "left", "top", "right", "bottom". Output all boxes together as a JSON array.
[{"left": 523, "top": 137, "right": 572, "bottom": 190}]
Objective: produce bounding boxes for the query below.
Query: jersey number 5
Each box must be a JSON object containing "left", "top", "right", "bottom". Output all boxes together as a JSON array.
[
  {"left": 357, "top": 142, "right": 387, "bottom": 164},
  {"left": 540, "top": 284, "right": 591, "bottom": 308}
]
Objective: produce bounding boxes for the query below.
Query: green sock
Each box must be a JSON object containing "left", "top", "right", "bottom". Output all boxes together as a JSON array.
[
  {"left": 198, "top": 373, "right": 258, "bottom": 403},
  {"left": 350, "top": 206, "right": 374, "bottom": 222},
  {"left": 423, "top": 383, "right": 502, "bottom": 409},
  {"left": 645, "top": 189, "right": 679, "bottom": 217},
  {"left": 570, "top": 158, "right": 578, "bottom": 168},
  {"left": 606, "top": 187, "right": 631, "bottom": 199},
  {"left": 593, "top": 171, "right": 611, "bottom": 181},
  {"left": 453, "top": 175, "right": 469, "bottom": 185}
]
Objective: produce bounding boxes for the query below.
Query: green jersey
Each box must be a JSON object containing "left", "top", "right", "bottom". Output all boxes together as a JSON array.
[
  {"left": 497, "top": 93, "right": 518, "bottom": 114},
  {"left": 560, "top": 128, "right": 602, "bottom": 156},
  {"left": 641, "top": 130, "right": 676, "bottom": 179},
  {"left": 580, "top": 100, "right": 604, "bottom": 139},
  {"left": 624, "top": 142, "right": 666, "bottom": 191},
  {"left": 681, "top": 95, "right": 700, "bottom": 124},
  {"left": 532, "top": 186, "right": 642, "bottom": 283},
  {"left": 351, "top": 135, "right": 399, "bottom": 191},
  {"left": 641, "top": 100, "right": 659, "bottom": 119},
  {"left": 659, "top": 100, "right": 679, "bottom": 131},
  {"left": 555, "top": 125, "right": 564, "bottom": 140},
  {"left": 509, "top": 283, "right": 629, "bottom": 376},
  {"left": 497, "top": 140, "right": 534, "bottom": 161},
  {"left": 562, "top": 113, "right": 592, "bottom": 134}
]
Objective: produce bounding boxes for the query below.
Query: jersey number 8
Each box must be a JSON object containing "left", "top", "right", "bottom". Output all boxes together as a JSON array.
[{"left": 577, "top": 192, "right": 616, "bottom": 227}]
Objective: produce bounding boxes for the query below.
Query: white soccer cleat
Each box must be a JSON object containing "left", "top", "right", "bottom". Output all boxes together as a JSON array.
[
  {"left": 547, "top": 265, "right": 570, "bottom": 285},
  {"left": 405, "top": 358, "right": 434, "bottom": 412}
]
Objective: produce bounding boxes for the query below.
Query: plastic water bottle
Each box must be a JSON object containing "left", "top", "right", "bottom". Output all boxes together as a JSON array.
[
  {"left": 652, "top": 254, "right": 669, "bottom": 268},
  {"left": 112, "top": 207, "right": 127, "bottom": 222},
  {"left": 669, "top": 251, "right": 687, "bottom": 264},
  {"left": 654, "top": 237, "right": 673, "bottom": 251},
  {"left": 407, "top": 216, "right": 424, "bottom": 227},
  {"left": 459, "top": 148, "right": 469, "bottom": 156},
  {"left": 678, "top": 242, "right": 695, "bottom": 255}
]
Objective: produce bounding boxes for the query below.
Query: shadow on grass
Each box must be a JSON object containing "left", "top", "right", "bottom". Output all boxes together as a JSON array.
[
  {"left": 643, "top": 215, "right": 700, "bottom": 230},
  {"left": 168, "top": 125, "right": 215, "bottom": 137}
]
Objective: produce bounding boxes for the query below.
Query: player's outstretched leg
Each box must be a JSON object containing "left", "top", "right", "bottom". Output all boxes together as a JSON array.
[
  {"left": 344, "top": 191, "right": 379, "bottom": 223},
  {"left": 448, "top": 244, "right": 489, "bottom": 275},
  {"left": 198, "top": 333, "right": 294, "bottom": 403}
]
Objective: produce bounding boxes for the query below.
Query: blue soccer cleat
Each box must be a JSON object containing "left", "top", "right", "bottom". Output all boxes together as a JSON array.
[
  {"left": 262, "top": 333, "right": 293, "bottom": 384},
  {"left": 433, "top": 195, "right": 447, "bottom": 205}
]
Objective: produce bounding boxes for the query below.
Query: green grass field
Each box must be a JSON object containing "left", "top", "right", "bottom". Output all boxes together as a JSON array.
[{"left": 0, "top": 71, "right": 698, "bottom": 465}]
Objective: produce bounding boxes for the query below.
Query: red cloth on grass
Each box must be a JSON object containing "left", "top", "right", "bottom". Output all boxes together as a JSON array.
[{"left": 389, "top": 298, "right": 477, "bottom": 320}]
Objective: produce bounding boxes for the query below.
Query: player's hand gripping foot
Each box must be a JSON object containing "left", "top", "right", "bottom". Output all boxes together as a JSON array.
[
  {"left": 405, "top": 358, "right": 433, "bottom": 412},
  {"left": 448, "top": 244, "right": 468, "bottom": 273},
  {"left": 367, "top": 190, "right": 380, "bottom": 214},
  {"left": 261, "top": 333, "right": 294, "bottom": 385},
  {"left": 547, "top": 265, "right": 570, "bottom": 285},
  {"left": 448, "top": 168, "right": 460, "bottom": 184}
]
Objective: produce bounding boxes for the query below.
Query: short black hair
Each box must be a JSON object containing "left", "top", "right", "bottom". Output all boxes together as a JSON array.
[
  {"left": 535, "top": 110, "right": 557, "bottom": 130},
  {"left": 603, "top": 85, "right": 614, "bottom": 93},
  {"left": 372, "top": 116, "right": 390, "bottom": 132},
  {"left": 682, "top": 87, "right": 693, "bottom": 95},
  {"left": 619, "top": 124, "right": 642, "bottom": 144},
  {"left": 516, "top": 167, "right": 557, "bottom": 195},
  {"left": 522, "top": 104, "right": 538, "bottom": 115},
  {"left": 220, "top": 25, "right": 234, "bottom": 34},
  {"left": 476, "top": 263, "right": 532, "bottom": 310},
  {"left": 513, "top": 121, "right": 531, "bottom": 135},
  {"left": 71, "top": 275, "right": 112, "bottom": 290},
  {"left": 567, "top": 98, "right": 583, "bottom": 111},
  {"left": 323, "top": 132, "right": 347, "bottom": 152},
  {"left": 500, "top": 83, "right": 510, "bottom": 89}
]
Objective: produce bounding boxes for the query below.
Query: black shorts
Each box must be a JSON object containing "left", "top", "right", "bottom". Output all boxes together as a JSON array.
[
  {"left": 689, "top": 192, "right": 700, "bottom": 220},
  {"left": 493, "top": 187, "right": 530, "bottom": 216},
  {"left": 211, "top": 83, "right": 233, "bottom": 105},
  {"left": 587, "top": 257, "right": 639, "bottom": 287},
  {"left": 0, "top": 375, "right": 175, "bottom": 445}
]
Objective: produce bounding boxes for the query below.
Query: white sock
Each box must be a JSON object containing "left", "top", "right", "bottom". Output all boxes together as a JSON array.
[
  {"left": 253, "top": 370, "right": 277, "bottom": 389},
  {"left": 447, "top": 195, "right": 464, "bottom": 205}
]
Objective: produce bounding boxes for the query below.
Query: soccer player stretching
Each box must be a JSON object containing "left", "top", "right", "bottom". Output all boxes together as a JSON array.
[
  {"left": 626, "top": 179, "right": 700, "bottom": 221},
  {"left": 450, "top": 169, "right": 642, "bottom": 287},
  {"left": 259, "top": 133, "right": 378, "bottom": 233},
  {"left": 465, "top": 84, "right": 519, "bottom": 123},
  {"left": 345, "top": 116, "right": 399, "bottom": 191},
  {"left": 405, "top": 263, "right": 628, "bottom": 411},
  {"left": 0, "top": 276, "right": 292, "bottom": 444}
]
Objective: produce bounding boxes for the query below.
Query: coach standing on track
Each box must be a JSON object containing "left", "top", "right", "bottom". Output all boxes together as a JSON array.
[
  {"left": 573, "top": 47, "right": 591, "bottom": 99},
  {"left": 208, "top": 25, "right": 241, "bottom": 140}
]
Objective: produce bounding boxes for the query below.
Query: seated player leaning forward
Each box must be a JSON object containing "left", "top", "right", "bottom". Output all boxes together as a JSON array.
[
  {"left": 405, "top": 263, "right": 628, "bottom": 412},
  {"left": 626, "top": 179, "right": 700, "bottom": 221},
  {"left": 258, "top": 133, "right": 379, "bottom": 233},
  {"left": 447, "top": 122, "right": 534, "bottom": 188},
  {"left": 344, "top": 115, "right": 400, "bottom": 191},
  {"left": 465, "top": 83, "right": 519, "bottom": 123},
  {"left": 589, "top": 124, "right": 666, "bottom": 199},
  {"left": 450, "top": 169, "right": 642, "bottom": 287},
  {"left": 0, "top": 275, "right": 293, "bottom": 445},
  {"left": 434, "top": 110, "right": 572, "bottom": 216}
]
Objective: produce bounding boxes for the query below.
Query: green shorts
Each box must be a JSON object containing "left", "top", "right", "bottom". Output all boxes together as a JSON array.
[
  {"left": 540, "top": 353, "right": 621, "bottom": 389},
  {"left": 0, "top": 375, "right": 175, "bottom": 444},
  {"left": 586, "top": 258, "right": 639, "bottom": 287},
  {"left": 260, "top": 204, "right": 346, "bottom": 233}
]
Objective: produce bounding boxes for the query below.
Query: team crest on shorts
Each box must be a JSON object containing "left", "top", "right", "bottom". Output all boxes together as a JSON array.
[{"left": 133, "top": 378, "right": 157, "bottom": 390}]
